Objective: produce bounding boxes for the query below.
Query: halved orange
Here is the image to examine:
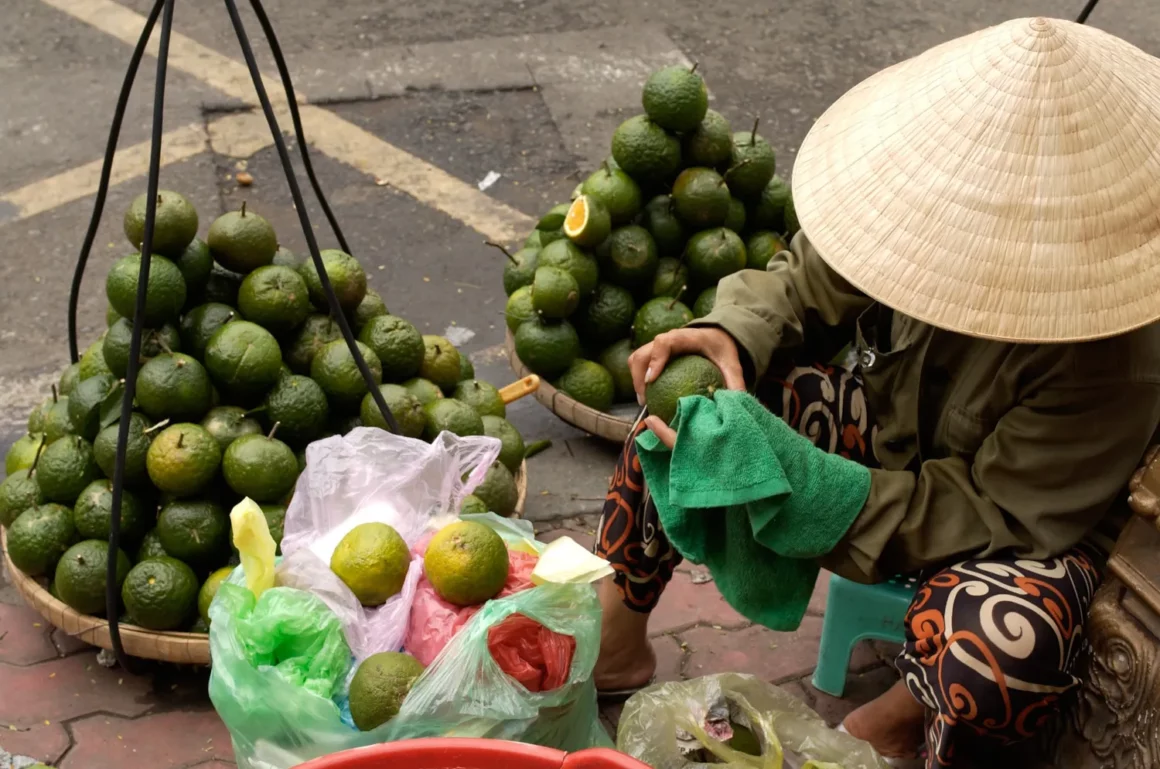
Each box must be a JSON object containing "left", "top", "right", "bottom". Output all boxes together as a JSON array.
[{"left": 563, "top": 194, "right": 611, "bottom": 248}]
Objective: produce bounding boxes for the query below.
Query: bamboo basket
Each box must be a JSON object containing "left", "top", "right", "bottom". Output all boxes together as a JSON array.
[
  {"left": 505, "top": 330, "right": 635, "bottom": 444},
  {"left": 2, "top": 461, "right": 528, "bottom": 665},
  {"left": 2, "top": 527, "right": 212, "bottom": 664}
]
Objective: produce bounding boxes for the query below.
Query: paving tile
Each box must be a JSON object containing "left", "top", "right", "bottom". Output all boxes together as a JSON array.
[
  {"left": 653, "top": 634, "right": 684, "bottom": 683},
  {"left": 798, "top": 666, "right": 900, "bottom": 727},
  {"left": 778, "top": 679, "right": 813, "bottom": 707},
  {"left": 60, "top": 709, "right": 234, "bottom": 769},
  {"left": 148, "top": 664, "right": 214, "bottom": 709},
  {"left": 0, "top": 560, "right": 25, "bottom": 606},
  {"left": 0, "top": 602, "right": 58, "bottom": 666},
  {"left": 0, "top": 719, "right": 70, "bottom": 764},
  {"left": 649, "top": 570, "right": 748, "bottom": 636},
  {"left": 806, "top": 570, "right": 832, "bottom": 616},
  {"left": 187, "top": 763, "right": 237, "bottom": 769},
  {"left": 0, "top": 653, "right": 153, "bottom": 728},
  {"left": 682, "top": 622, "right": 821, "bottom": 683},
  {"left": 680, "top": 618, "right": 880, "bottom": 686},
  {"left": 51, "top": 627, "right": 93, "bottom": 657},
  {"left": 868, "top": 640, "right": 903, "bottom": 669}
]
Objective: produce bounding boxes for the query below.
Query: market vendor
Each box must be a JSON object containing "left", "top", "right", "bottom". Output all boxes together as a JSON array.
[{"left": 592, "top": 17, "right": 1160, "bottom": 768}]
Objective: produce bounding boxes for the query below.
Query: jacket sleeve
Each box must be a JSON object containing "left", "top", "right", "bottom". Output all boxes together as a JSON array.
[
  {"left": 821, "top": 376, "right": 1160, "bottom": 582},
  {"left": 690, "top": 233, "right": 872, "bottom": 380}
]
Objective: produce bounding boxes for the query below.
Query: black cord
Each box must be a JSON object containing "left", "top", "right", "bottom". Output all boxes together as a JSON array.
[
  {"left": 221, "top": 0, "right": 400, "bottom": 434},
  {"left": 247, "top": 0, "right": 352, "bottom": 257},
  {"left": 66, "top": 0, "right": 166, "bottom": 363},
  {"left": 105, "top": 0, "right": 178, "bottom": 673},
  {"left": 1076, "top": 0, "right": 1100, "bottom": 23}
]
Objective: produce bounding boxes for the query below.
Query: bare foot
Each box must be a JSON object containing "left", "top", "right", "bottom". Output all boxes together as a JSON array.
[
  {"left": 842, "top": 680, "right": 927, "bottom": 759},
  {"left": 593, "top": 578, "right": 656, "bottom": 692}
]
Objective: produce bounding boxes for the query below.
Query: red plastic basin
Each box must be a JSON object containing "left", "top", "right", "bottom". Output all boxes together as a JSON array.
[{"left": 295, "top": 738, "right": 651, "bottom": 769}]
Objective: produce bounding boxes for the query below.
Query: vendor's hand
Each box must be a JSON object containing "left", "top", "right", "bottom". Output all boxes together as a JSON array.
[
  {"left": 644, "top": 416, "right": 677, "bottom": 449},
  {"left": 630, "top": 327, "right": 746, "bottom": 405}
]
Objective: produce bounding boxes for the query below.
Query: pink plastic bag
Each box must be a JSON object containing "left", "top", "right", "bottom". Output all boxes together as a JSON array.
[{"left": 406, "top": 549, "right": 539, "bottom": 666}]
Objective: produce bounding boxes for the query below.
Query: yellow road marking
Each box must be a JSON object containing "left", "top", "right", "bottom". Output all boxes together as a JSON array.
[
  {"left": 34, "top": 0, "right": 535, "bottom": 243},
  {"left": 2, "top": 123, "right": 205, "bottom": 220},
  {"left": 298, "top": 105, "right": 532, "bottom": 243},
  {"left": 1, "top": 112, "right": 275, "bottom": 222}
]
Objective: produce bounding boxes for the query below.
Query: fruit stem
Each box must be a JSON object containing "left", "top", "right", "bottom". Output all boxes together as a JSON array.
[
  {"left": 601, "top": 159, "right": 611, "bottom": 177},
  {"left": 29, "top": 436, "right": 46, "bottom": 475},
  {"left": 484, "top": 241, "right": 519, "bottom": 265},
  {"left": 241, "top": 200, "right": 247, "bottom": 217},
  {"left": 689, "top": 62, "right": 699, "bottom": 75},
  {"left": 268, "top": 421, "right": 281, "bottom": 441},
  {"left": 246, "top": 405, "right": 268, "bottom": 416},
  {"left": 156, "top": 193, "right": 163, "bottom": 205},
  {"left": 750, "top": 117, "right": 760, "bottom": 146},
  {"left": 143, "top": 418, "right": 171, "bottom": 435},
  {"left": 177, "top": 432, "right": 185, "bottom": 449},
  {"left": 667, "top": 291, "right": 686, "bottom": 311},
  {"left": 51, "top": 384, "right": 58, "bottom": 404},
  {"left": 724, "top": 159, "right": 752, "bottom": 180}
]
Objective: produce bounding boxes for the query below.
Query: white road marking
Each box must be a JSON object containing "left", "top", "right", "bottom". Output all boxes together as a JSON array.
[{"left": 32, "top": 0, "right": 535, "bottom": 243}]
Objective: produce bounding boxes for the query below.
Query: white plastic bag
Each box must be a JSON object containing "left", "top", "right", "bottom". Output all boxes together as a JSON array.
[{"left": 276, "top": 428, "right": 500, "bottom": 660}]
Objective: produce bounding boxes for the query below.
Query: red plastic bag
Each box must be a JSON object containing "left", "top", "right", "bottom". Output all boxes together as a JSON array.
[
  {"left": 405, "top": 549, "right": 539, "bottom": 665},
  {"left": 487, "top": 613, "right": 577, "bottom": 693}
]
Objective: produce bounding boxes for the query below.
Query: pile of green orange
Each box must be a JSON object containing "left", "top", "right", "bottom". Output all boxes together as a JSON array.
[
  {"left": 1, "top": 191, "right": 525, "bottom": 635},
  {"left": 503, "top": 64, "right": 797, "bottom": 414}
]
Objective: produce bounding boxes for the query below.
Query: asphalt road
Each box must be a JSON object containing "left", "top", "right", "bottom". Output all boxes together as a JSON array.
[{"left": 1, "top": 0, "right": 1155, "bottom": 520}]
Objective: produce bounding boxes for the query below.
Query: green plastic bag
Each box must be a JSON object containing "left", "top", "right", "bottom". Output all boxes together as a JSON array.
[
  {"left": 616, "top": 673, "right": 890, "bottom": 769},
  {"left": 210, "top": 579, "right": 609, "bottom": 769},
  {"left": 208, "top": 584, "right": 356, "bottom": 764}
]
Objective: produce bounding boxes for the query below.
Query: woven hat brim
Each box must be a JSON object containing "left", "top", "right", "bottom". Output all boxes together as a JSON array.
[{"left": 792, "top": 17, "right": 1160, "bottom": 343}]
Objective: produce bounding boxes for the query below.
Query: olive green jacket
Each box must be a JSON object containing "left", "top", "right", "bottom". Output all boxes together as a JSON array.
[{"left": 695, "top": 233, "right": 1160, "bottom": 582}]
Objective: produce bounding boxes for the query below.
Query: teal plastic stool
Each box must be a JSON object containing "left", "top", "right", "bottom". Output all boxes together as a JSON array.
[{"left": 811, "top": 573, "right": 919, "bottom": 697}]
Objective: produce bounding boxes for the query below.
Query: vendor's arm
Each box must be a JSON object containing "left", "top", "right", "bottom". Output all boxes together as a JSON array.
[
  {"left": 691, "top": 233, "right": 872, "bottom": 380},
  {"left": 823, "top": 364, "right": 1160, "bottom": 582}
]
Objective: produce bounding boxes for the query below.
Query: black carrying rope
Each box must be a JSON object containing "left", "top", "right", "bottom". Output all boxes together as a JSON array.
[
  {"left": 65, "top": 0, "right": 399, "bottom": 671},
  {"left": 222, "top": 0, "right": 401, "bottom": 435},
  {"left": 247, "top": 0, "right": 352, "bottom": 256},
  {"left": 66, "top": 0, "right": 166, "bottom": 363},
  {"left": 103, "top": 0, "right": 177, "bottom": 674},
  {"left": 1076, "top": 0, "right": 1100, "bottom": 24}
]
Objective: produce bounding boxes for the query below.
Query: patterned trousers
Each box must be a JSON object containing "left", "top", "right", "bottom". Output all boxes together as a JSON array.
[{"left": 594, "top": 362, "right": 1103, "bottom": 767}]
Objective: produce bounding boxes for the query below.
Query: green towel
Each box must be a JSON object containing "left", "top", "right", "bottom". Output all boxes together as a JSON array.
[{"left": 636, "top": 389, "right": 871, "bottom": 631}]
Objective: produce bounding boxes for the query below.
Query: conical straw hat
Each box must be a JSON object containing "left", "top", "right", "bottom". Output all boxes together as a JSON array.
[{"left": 792, "top": 17, "right": 1160, "bottom": 342}]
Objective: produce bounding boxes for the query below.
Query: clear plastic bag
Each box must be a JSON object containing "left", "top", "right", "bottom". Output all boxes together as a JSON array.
[
  {"left": 210, "top": 580, "right": 610, "bottom": 769},
  {"left": 393, "top": 582, "right": 610, "bottom": 752},
  {"left": 277, "top": 428, "right": 499, "bottom": 660},
  {"left": 617, "top": 673, "right": 890, "bottom": 769}
]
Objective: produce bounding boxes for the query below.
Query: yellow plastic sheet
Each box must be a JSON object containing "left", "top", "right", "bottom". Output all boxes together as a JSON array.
[{"left": 230, "top": 498, "right": 276, "bottom": 598}]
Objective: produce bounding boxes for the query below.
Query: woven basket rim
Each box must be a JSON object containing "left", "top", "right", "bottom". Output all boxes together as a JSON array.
[{"left": 504, "top": 330, "right": 633, "bottom": 444}]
